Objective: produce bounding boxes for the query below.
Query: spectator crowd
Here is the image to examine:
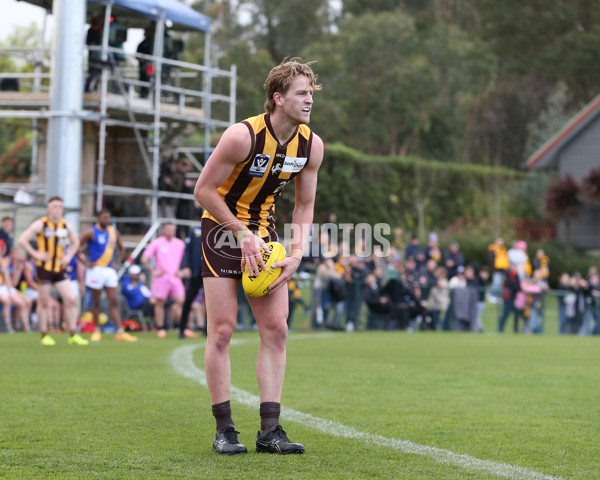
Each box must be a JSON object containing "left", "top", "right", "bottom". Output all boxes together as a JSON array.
[{"left": 290, "top": 229, "right": 600, "bottom": 336}]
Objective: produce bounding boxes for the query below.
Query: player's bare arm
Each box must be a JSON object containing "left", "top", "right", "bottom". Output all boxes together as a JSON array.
[
  {"left": 60, "top": 222, "right": 80, "bottom": 266},
  {"left": 141, "top": 252, "right": 162, "bottom": 277},
  {"left": 77, "top": 228, "right": 94, "bottom": 266},
  {"left": 268, "top": 134, "right": 324, "bottom": 293},
  {"left": 10, "top": 254, "right": 25, "bottom": 287},
  {"left": 76, "top": 257, "right": 86, "bottom": 296},
  {"left": 178, "top": 267, "right": 191, "bottom": 279},
  {"left": 113, "top": 230, "right": 125, "bottom": 268},
  {"left": 23, "top": 262, "right": 37, "bottom": 290},
  {"left": 194, "top": 123, "right": 269, "bottom": 276},
  {"left": 17, "top": 219, "right": 49, "bottom": 263}
]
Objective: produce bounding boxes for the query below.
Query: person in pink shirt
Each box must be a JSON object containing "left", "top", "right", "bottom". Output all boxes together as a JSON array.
[{"left": 141, "top": 223, "right": 186, "bottom": 338}]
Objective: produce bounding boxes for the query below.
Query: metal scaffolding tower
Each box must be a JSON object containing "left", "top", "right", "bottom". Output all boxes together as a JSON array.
[{"left": 0, "top": 0, "right": 236, "bottom": 250}]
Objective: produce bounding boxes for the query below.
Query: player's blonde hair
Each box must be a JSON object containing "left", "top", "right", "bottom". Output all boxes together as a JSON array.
[{"left": 263, "top": 58, "right": 321, "bottom": 114}]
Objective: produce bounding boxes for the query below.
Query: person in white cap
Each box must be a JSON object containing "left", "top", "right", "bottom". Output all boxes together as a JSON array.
[{"left": 121, "top": 264, "right": 154, "bottom": 319}]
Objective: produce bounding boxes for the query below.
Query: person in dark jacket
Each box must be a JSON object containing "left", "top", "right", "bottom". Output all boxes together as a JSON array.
[
  {"left": 85, "top": 14, "right": 103, "bottom": 92},
  {"left": 444, "top": 241, "right": 464, "bottom": 280},
  {"left": 178, "top": 226, "right": 203, "bottom": 338},
  {"left": 405, "top": 235, "right": 426, "bottom": 268},
  {"left": 362, "top": 273, "right": 391, "bottom": 329},
  {"left": 136, "top": 24, "right": 154, "bottom": 98},
  {"left": 497, "top": 263, "right": 523, "bottom": 333},
  {"left": 384, "top": 278, "right": 425, "bottom": 330}
]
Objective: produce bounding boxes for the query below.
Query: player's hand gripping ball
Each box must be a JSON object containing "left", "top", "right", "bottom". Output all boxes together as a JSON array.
[{"left": 242, "top": 242, "right": 286, "bottom": 297}]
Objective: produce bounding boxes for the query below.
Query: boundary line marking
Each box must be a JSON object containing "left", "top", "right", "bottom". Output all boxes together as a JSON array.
[{"left": 170, "top": 335, "right": 563, "bottom": 480}]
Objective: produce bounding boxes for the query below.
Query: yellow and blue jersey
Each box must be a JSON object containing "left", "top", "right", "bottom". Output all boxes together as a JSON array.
[{"left": 88, "top": 224, "right": 117, "bottom": 267}]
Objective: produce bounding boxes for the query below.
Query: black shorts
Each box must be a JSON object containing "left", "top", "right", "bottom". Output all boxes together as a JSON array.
[
  {"left": 37, "top": 268, "right": 70, "bottom": 284},
  {"left": 201, "top": 217, "right": 277, "bottom": 279}
]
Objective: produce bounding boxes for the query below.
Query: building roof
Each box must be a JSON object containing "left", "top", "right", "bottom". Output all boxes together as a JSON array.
[
  {"left": 21, "top": 0, "right": 211, "bottom": 32},
  {"left": 526, "top": 92, "right": 600, "bottom": 170}
]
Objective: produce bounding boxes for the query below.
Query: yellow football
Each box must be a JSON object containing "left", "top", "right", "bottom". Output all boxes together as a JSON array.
[{"left": 242, "top": 242, "right": 286, "bottom": 297}]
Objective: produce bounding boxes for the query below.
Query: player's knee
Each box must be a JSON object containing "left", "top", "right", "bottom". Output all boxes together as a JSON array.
[
  {"left": 211, "top": 323, "right": 235, "bottom": 353},
  {"left": 107, "top": 297, "right": 119, "bottom": 309},
  {"left": 264, "top": 320, "right": 288, "bottom": 347},
  {"left": 63, "top": 296, "right": 76, "bottom": 308}
]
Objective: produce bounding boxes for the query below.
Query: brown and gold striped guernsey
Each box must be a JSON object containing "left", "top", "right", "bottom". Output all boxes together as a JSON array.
[
  {"left": 203, "top": 113, "right": 313, "bottom": 235},
  {"left": 0, "top": 258, "right": 6, "bottom": 285},
  {"left": 35, "top": 216, "right": 69, "bottom": 272}
]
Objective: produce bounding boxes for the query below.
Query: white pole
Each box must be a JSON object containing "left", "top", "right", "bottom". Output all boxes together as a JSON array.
[
  {"left": 229, "top": 63, "right": 237, "bottom": 126},
  {"left": 46, "top": 0, "right": 86, "bottom": 230},
  {"left": 95, "top": 3, "right": 113, "bottom": 212},
  {"left": 203, "top": 30, "right": 212, "bottom": 164},
  {"left": 152, "top": 15, "right": 166, "bottom": 225}
]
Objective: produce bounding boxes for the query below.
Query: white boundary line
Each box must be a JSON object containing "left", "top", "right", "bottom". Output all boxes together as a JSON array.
[{"left": 170, "top": 335, "right": 563, "bottom": 480}]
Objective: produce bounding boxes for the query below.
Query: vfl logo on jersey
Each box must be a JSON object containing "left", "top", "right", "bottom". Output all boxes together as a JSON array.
[
  {"left": 248, "top": 154, "right": 271, "bottom": 178},
  {"left": 282, "top": 156, "right": 307, "bottom": 173}
]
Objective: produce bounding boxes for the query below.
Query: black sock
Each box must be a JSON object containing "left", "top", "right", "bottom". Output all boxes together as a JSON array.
[
  {"left": 212, "top": 400, "right": 234, "bottom": 433},
  {"left": 260, "top": 402, "right": 280, "bottom": 434}
]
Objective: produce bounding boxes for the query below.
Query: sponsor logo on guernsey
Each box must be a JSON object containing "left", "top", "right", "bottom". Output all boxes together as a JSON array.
[
  {"left": 248, "top": 154, "right": 271, "bottom": 177},
  {"left": 281, "top": 156, "right": 307, "bottom": 173},
  {"left": 271, "top": 163, "right": 283, "bottom": 175}
]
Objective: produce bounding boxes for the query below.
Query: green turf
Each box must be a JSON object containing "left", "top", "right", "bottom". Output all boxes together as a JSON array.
[{"left": 0, "top": 320, "right": 598, "bottom": 479}]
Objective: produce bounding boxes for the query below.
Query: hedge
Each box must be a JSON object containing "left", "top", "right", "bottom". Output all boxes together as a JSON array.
[{"left": 276, "top": 142, "right": 526, "bottom": 235}]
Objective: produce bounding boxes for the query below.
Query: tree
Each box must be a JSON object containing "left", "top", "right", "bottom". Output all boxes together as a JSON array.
[
  {"left": 185, "top": 1, "right": 274, "bottom": 127},
  {"left": 341, "top": 0, "right": 478, "bottom": 27},
  {"left": 470, "top": 0, "right": 600, "bottom": 167},
  {"left": 524, "top": 82, "right": 573, "bottom": 158},
  {"left": 543, "top": 175, "right": 582, "bottom": 255},
  {"left": 342, "top": 0, "right": 423, "bottom": 16},
  {"left": 305, "top": 11, "right": 429, "bottom": 155},
  {"left": 304, "top": 10, "right": 496, "bottom": 158},
  {"left": 475, "top": 0, "right": 600, "bottom": 103},
  {"left": 187, "top": 0, "right": 333, "bottom": 120},
  {"left": 241, "top": 0, "right": 334, "bottom": 63},
  {"left": 219, "top": 42, "right": 274, "bottom": 120},
  {"left": 401, "top": 20, "right": 496, "bottom": 159},
  {"left": 580, "top": 167, "right": 600, "bottom": 248},
  {"left": 190, "top": 1, "right": 248, "bottom": 60}
]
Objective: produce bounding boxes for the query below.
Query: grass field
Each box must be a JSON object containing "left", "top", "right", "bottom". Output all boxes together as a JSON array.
[{"left": 1, "top": 301, "right": 599, "bottom": 480}]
